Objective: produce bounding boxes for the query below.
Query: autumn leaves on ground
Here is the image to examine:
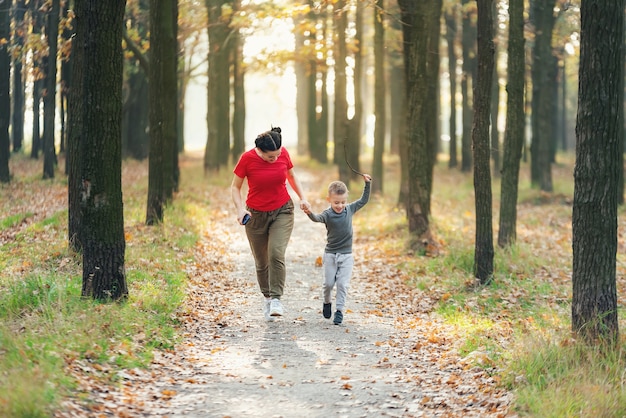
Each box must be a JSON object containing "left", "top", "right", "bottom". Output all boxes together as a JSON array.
[{"left": 1, "top": 152, "right": 625, "bottom": 417}]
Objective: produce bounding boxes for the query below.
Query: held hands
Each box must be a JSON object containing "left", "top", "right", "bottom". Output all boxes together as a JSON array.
[
  {"left": 299, "top": 199, "right": 311, "bottom": 212},
  {"left": 300, "top": 199, "right": 311, "bottom": 214}
]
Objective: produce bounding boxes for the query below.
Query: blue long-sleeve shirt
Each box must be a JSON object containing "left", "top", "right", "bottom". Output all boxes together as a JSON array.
[{"left": 306, "top": 181, "right": 370, "bottom": 254}]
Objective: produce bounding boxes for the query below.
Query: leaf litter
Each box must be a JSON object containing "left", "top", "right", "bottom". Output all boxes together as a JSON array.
[{"left": 51, "top": 165, "right": 513, "bottom": 417}]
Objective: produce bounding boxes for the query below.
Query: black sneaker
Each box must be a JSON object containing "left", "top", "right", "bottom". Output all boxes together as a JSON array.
[
  {"left": 323, "top": 303, "right": 332, "bottom": 319},
  {"left": 333, "top": 310, "right": 343, "bottom": 325}
]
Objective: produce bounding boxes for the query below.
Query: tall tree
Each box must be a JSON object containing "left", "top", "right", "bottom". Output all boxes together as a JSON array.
[
  {"left": 444, "top": 3, "right": 458, "bottom": 169},
  {"left": 489, "top": 1, "right": 500, "bottom": 177},
  {"left": 472, "top": 0, "right": 494, "bottom": 284},
  {"left": 146, "top": 0, "right": 179, "bottom": 225},
  {"left": 460, "top": 0, "right": 476, "bottom": 172},
  {"left": 572, "top": 0, "right": 623, "bottom": 342},
  {"left": 231, "top": 0, "right": 245, "bottom": 162},
  {"left": 68, "top": 0, "right": 85, "bottom": 251},
  {"left": 43, "top": 0, "right": 61, "bottom": 179},
  {"left": 372, "top": 0, "right": 385, "bottom": 194},
  {"left": 305, "top": 1, "right": 328, "bottom": 163},
  {"left": 529, "top": 0, "right": 557, "bottom": 191},
  {"left": 333, "top": 0, "right": 350, "bottom": 184},
  {"left": 497, "top": 0, "right": 525, "bottom": 248},
  {"left": 397, "top": 0, "right": 442, "bottom": 250},
  {"left": 0, "top": 0, "right": 9, "bottom": 183},
  {"left": 74, "top": 0, "right": 128, "bottom": 300},
  {"left": 346, "top": 0, "right": 364, "bottom": 180},
  {"left": 30, "top": 0, "right": 45, "bottom": 159},
  {"left": 204, "top": 0, "right": 232, "bottom": 171},
  {"left": 122, "top": 0, "right": 150, "bottom": 160},
  {"left": 12, "top": 0, "right": 27, "bottom": 154}
]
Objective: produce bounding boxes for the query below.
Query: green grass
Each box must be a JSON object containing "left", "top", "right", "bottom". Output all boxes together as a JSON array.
[
  {"left": 0, "top": 157, "right": 217, "bottom": 416},
  {"left": 381, "top": 153, "right": 626, "bottom": 416},
  {"left": 2, "top": 151, "right": 625, "bottom": 416}
]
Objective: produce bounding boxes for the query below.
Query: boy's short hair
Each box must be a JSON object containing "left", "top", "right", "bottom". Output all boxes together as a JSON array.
[{"left": 328, "top": 181, "right": 348, "bottom": 196}]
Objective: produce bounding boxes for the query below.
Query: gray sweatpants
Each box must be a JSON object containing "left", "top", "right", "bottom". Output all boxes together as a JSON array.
[{"left": 322, "top": 252, "right": 354, "bottom": 312}]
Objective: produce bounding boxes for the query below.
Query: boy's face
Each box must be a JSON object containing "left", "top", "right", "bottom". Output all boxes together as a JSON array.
[{"left": 327, "top": 192, "right": 348, "bottom": 214}]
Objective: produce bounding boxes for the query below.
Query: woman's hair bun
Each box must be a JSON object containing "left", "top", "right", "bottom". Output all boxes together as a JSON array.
[{"left": 255, "top": 126, "right": 282, "bottom": 151}]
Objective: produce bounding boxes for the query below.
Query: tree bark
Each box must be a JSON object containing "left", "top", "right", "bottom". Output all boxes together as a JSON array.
[
  {"left": 76, "top": 0, "right": 128, "bottom": 300},
  {"left": 204, "top": 0, "right": 232, "bottom": 171},
  {"left": 12, "top": 0, "right": 27, "bottom": 154},
  {"left": 333, "top": 0, "right": 350, "bottom": 184},
  {"left": 30, "top": 0, "right": 44, "bottom": 160},
  {"left": 398, "top": 0, "right": 441, "bottom": 250},
  {"left": 472, "top": 0, "right": 495, "bottom": 283},
  {"left": 489, "top": 1, "right": 500, "bottom": 177},
  {"left": 372, "top": 0, "right": 385, "bottom": 193},
  {"left": 461, "top": 0, "right": 476, "bottom": 172},
  {"left": 68, "top": 0, "right": 85, "bottom": 252},
  {"left": 529, "top": 0, "right": 556, "bottom": 191},
  {"left": 497, "top": 0, "right": 525, "bottom": 248},
  {"left": 572, "top": 0, "right": 623, "bottom": 343},
  {"left": 43, "top": 0, "right": 60, "bottom": 179},
  {"left": 231, "top": 0, "right": 245, "bottom": 162},
  {"left": 0, "top": 0, "right": 10, "bottom": 183},
  {"left": 445, "top": 5, "right": 458, "bottom": 169},
  {"left": 147, "top": 0, "right": 179, "bottom": 225}
]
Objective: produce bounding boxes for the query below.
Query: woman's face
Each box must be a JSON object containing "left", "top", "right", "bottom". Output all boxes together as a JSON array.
[{"left": 259, "top": 148, "right": 282, "bottom": 163}]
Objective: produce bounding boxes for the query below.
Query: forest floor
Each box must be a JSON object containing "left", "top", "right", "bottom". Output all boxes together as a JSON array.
[{"left": 54, "top": 167, "right": 514, "bottom": 418}]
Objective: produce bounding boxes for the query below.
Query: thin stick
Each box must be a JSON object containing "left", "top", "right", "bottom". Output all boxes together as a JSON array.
[{"left": 343, "top": 140, "right": 365, "bottom": 176}]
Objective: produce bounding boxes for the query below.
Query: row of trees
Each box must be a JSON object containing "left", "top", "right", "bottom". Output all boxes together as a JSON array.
[{"left": 0, "top": 0, "right": 623, "bottom": 342}]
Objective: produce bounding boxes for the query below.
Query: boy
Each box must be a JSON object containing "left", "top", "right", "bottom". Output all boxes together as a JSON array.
[{"left": 304, "top": 174, "right": 371, "bottom": 325}]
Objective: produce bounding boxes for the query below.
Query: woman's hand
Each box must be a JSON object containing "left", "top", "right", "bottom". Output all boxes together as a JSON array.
[
  {"left": 299, "top": 199, "right": 311, "bottom": 212},
  {"left": 238, "top": 211, "right": 251, "bottom": 225}
]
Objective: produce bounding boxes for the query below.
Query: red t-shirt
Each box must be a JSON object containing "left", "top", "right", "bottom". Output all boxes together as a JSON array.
[{"left": 233, "top": 147, "right": 294, "bottom": 211}]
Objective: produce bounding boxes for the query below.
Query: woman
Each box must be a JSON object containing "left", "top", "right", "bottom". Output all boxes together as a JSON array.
[{"left": 231, "top": 127, "right": 311, "bottom": 321}]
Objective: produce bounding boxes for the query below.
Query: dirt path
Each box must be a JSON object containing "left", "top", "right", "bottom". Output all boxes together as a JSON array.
[{"left": 57, "top": 171, "right": 513, "bottom": 417}]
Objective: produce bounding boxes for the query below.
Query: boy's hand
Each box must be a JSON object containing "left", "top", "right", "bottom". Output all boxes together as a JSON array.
[{"left": 362, "top": 174, "right": 372, "bottom": 183}]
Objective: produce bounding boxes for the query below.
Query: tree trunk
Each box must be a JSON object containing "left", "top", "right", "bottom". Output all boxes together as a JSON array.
[
  {"left": 68, "top": 0, "right": 85, "bottom": 252},
  {"left": 489, "top": 1, "right": 500, "bottom": 177},
  {"left": 426, "top": 2, "right": 441, "bottom": 170},
  {"left": 461, "top": 0, "right": 476, "bottom": 172},
  {"left": 497, "top": 0, "right": 525, "bottom": 248},
  {"left": 572, "top": 0, "right": 623, "bottom": 343},
  {"left": 398, "top": 0, "right": 441, "bottom": 250},
  {"left": 12, "top": 0, "right": 27, "bottom": 154},
  {"left": 529, "top": 0, "right": 556, "bottom": 191},
  {"left": 445, "top": 5, "right": 458, "bottom": 169},
  {"left": 347, "top": 0, "right": 364, "bottom": 181},
  {"left": 204, "top": 0, "right": 232, "bottom": 171},
  {"left": 60, "top": 3, "right": 72, "bottom": 158},
  {"left": 372, "top": 0, "right": 385, "bottom": 194},
  {"left": 43, "top": 0, "right": 60, "bottom": 179},
  {"left": 123, "top": 72, "right": 150, "bottom": 159},
  {"left": 30, "top": 0, "right": 44, "bottom": 160},
  {"left": 333, "top": 0, "right": 350, "bottom": 184},
  {"left": 147, "top": 0, "right": 178, "bottom": 225},
  {"left": 472, "top": 0, "right": 495, "bottom": 284},
  {"left": 76, "top": 0, "right": 128, "bottom": 301},
  {"left": 0, "top": 0, "right": 10, "bottom": 183},
  {"left": 231, "top": 0, "right": 245, "bottom": 162},
  {"left": 122, "top": 0, "right": 150, "bottom": 160}
]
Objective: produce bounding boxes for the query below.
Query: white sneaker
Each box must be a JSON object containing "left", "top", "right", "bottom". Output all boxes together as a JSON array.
[
  {"left": 263, "top": 299, "right": 275, "bottom": 322},
  {"left": 269, "top": 298, "right": 284, "bottom": 316}
]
